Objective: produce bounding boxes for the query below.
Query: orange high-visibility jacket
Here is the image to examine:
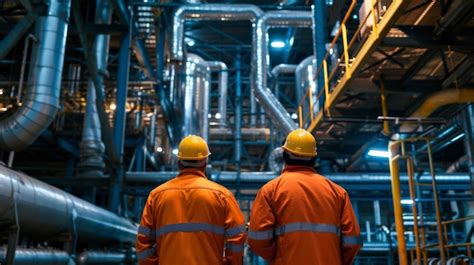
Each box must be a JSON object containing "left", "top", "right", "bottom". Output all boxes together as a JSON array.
[
  {"left": 136, "top": 168, "right": 246, "bottom": 265},
  {"left": 248, "top": 165, "right": 362, "bottom": 265}
]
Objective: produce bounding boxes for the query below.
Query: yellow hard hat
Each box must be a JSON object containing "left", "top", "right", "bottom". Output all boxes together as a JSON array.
[
  {"left": 177, "top": 135, "right": 211, "bottom": 160},
  {"left": 282, "top": 129, "right": 317, "bottom": 157}
]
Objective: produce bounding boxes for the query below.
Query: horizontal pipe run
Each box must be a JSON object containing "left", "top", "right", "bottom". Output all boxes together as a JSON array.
[{"left": 0, "top": 166, "right": 137, "bottom": 243}]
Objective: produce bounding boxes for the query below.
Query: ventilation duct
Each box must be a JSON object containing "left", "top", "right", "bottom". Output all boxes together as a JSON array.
[
  {"left": 295, "top": 55, "right": 319, "bottom": 126},
  {"left": 78, "top": 0, "right": 112, "bottom": 177},
  {"left": 254, "top": 11, "right": 313, "bottom": 135},
  {"left": 207, "top": 61, "right": 229, "bottom": 127},
  {"left": 0, "top": 0, "right": 71, "bottom": 151},
  {"left": 0, "top": 166, "right": 137, "bottom": 243},
  {"left": 178, "top": 54, "right": 210, "bottom": 140},
  {"left": 0, "top": 248, "right": 72, "bottom": 265},
  {"left": 171, "top": 4, "right": 263, "bottom": 127},
  {"left": 271, "top": 63, "right": 297, "bottom": 98}
]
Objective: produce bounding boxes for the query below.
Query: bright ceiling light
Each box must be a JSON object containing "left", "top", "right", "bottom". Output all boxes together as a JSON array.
[
  {"left": 401, "top": 199, "right": 413, "bottom": 205},
  {"left": 291, "top": 113, "right": 298, "bottom": 120},
  {"left": 208, "top": 113, "right": 212, "bottom": 118},
  {"left": 215, "top": 113, "right": 221, "bottom": 119},
  {"left": 450, "top": 133, "right": 464, "bottom": 143},
  {"left": 109, "top": 103, "right": 117, "bottom": 110},
  {"left": 172, "top": 149, "right": 179, "bottom": 155},
  {"left": 271, "top": 41, "right": 285, "bottom": 48},
  {"left": 186, "top": 39, "right": 195, "bottom": 47},
  {"left": 156, "top": 147, "right": 163, "bottom": 153},
  {"left": 367, "top": 149, "right": 390, "bottom": 158}
]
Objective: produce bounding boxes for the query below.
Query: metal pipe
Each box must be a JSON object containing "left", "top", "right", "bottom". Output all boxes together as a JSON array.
[
  {"left": 255, "top": 11, "right": 312, "bottom": 135},
  {"left": 207, "top": 61, "right": 228, "bottom": 127},
  {"left": 170, "top": 4, "right": 263, "bottom": 127},
  {"left": 0, "top": 166, "right": 138, "bottom": 243},
  {"left": 77, "top": 251, "right": 130, "bottom": 265},
  {"left": 202, "top": 68, "right": 211, "bottom": 141},
  {"left": 171, "top": 4, "right": 263, "bottom": 61},
  {"left": 406, "top": 156, "right": 421, "bottom": 264},
  {"left": 0, "top": 0, "right": 71, "bottom": 151},
  {"left": 0, "top": 248, "right": 71, "bottom": 265},
  {"left": 126, "top": 171, "right": 470, "bottom": 185},
  {"left": 295, "top": 56, "right": 316, "bottom": 110},
  {"left": 271, "top": 64, "right": 297, "bottom": 100},
  {"left": 388, "top": 142, "right": 408, "bottom": 265},
  {"left": 313, "top": 1, "right": 327, "bottom": 105},
  {"left": 78, "top": 0, "right": 112, "bottom": 177},
  {"left": 399, "top": 89, "right": 474, "bottom": 134}
]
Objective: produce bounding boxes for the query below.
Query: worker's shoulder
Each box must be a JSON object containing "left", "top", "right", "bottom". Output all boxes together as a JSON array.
[
  {"left": 317, "top": 174, "right": 349, "bottom": 197},
  {"left": 200, "top": 178, "right": 234, "bottom": 197}
]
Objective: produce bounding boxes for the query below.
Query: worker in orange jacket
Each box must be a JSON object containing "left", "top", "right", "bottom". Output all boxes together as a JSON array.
[
  {"left": 248, "top": 129, "right": 362, "bottom": 265},
  {"left": 136, "top": 135, "right": 247, "bottom": 265}
]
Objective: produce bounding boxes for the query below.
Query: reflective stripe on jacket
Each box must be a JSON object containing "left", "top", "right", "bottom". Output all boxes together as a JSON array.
[
  {"left": 136, "top": 168, "right": 246, "bottom": 265},
  {"left": 248, "top": 165, "right": 362, "bottom": 265}
]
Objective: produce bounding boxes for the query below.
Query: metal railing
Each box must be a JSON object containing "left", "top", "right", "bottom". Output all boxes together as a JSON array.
[{"left": 297, "top": 0, "right": 406, "bottom": 129}]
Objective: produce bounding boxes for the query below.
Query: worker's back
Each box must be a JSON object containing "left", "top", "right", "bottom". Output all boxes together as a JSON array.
[
  {"left": 137, "top": 168, "right": 246, "bottom": 265},
  {"left": 249, "top": 165, "right": 362, "bottom": 265}
]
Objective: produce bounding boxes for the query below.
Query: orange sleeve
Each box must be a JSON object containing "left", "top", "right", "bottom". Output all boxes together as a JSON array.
[
  {"left": 223, "top": 192, "right": 247, "bottom": 265},
  {"left": 248, "top": 186, "right": 276, "bottom": 260},
  {"left": 136, "top": 194, "right": 159, "bottom": 265},
  {"left": 340, "top": 192, "right": 363, "bottom": 265}
]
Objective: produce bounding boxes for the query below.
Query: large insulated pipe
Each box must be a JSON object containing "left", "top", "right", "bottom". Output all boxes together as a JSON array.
[
  {"left": 207, "top": 61, "right": 229, "bottom": 127},
  {"left": 171, "top": 4, "right": 263, "bottom": 127},
  {"left": 271, "top": 64, "right": 297, "bottom": 98},
  {"left": 0, "top": 248, "right": 72, "bottom": 265},
  {"left": 171, "top": 4, "right": 263, "bottom": 61},
  {"left": 78, "top": 0, "right": 112, "bottom": 177},
  {"left": 255, "top": 11, "right": 313, "bottom": 135},
  {"left": 295, "top": 56, "right": 317, "bottom": 106},
  {"left": 0, "top": 166, "right": 137, "bottom": 243},
  {"left": 0, "top": 0, "right": 71, "bottom": 151}
]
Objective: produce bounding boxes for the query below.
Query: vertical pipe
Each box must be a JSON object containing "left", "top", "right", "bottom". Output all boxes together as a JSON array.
[
  {"left": 380, "top": 78, "right": 390, "bottom": 135},
  {"left": 373, "top": 200, "right": 382, "bottom": 241},
  {"left": 365, "top": 220, "right": 372, "bottom": 243},
  {"left": 201, "top": 69, "right": 210, "bottom": 141},
  {"left": 463, "top": 104, "right": 474, "bottom": 194},
  {"left": 388, "top": 141, "right": 408, "bottom": 265},
  {"left": 78, "top": 0, "right": 112, "bottom": 177},
  {"left": 313, "top": 1, "right": 327, "bottom": 107},
  {"left": 234, "top": 52, "right": 242, "bottom": 198},
  {"left": 426, "top": 141, "right": 446, "bottom": 263},
  {"left": 109, "top": 33, "right": 130, "bottom": 213},
  {"left": 406, "top": 156, "right": 421, "bottom": 264}
]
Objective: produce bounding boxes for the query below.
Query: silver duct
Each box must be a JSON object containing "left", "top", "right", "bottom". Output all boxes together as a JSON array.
[
  {"left": 0, "top": 166, "right": 137, "bottom": 243},
  {"left": 0, "top": 248, "right": 72, "bottom": 265},
  {"left": 254, "top": 11, "right": 313, "bottom": 135},
  {"left": 207, "top": 61, "right": 229, "bottom": 127},
  {"left": 171, "top": 4, "right": 263, "bottom": 61},
  {"left": 180, "top": 54, "right": 210, "bottom": 140},
  {"left": 271, "top": 63, "right": 297, "bottom": 97},
  {"left": 78, "top": 0, "right": 112, "bottom": 177},
  {"left": 170, "top": 4, "right": 263, "bottom": 127},
  {"left": 295, "top": 55, "right": 318, "bottom": 124},
  {"left": 0, "top": 0, "right": 71, "bottom": 151}
]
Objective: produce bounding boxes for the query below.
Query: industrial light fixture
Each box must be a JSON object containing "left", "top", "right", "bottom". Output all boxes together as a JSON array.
[
  {"left": 109, "top": 103, "right": 117, "bottom": 110},
  {"left": 156, "top": 147, "right": 163, "bottom": 153},
  {"left": 215, "top": 113, "right": 221, "bottom": 119},
  {"left": 172, "top": 149, "right": 178, "bottom": 155},
  {"left": 367, "top": 149, "right": 390, "bottom": 158},
  {"left": 0, "top": 88, "right": 4, "bottom": 95},
  {"left": 291, "top": 113, "right": 298, "bottom": 120},
  {"left": 401, "top": 199, "right": 414, "bottom": 205},
  {"left": 270, "top": 41, "right": 285, "bottom": 48},
  {"left": 352, "top": 14, "right": 358, "bottom": 20},
  {"left": 208, "top": 113, "right": 212, "bottom": 118}
]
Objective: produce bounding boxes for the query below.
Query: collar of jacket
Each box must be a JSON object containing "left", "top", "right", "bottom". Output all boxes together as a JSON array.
[
  {"left": 177, "top": 168, "right": 207, "bottom": 178},
  {"left": 282, "top": 164, "right": 316, "bottom": 174}
]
